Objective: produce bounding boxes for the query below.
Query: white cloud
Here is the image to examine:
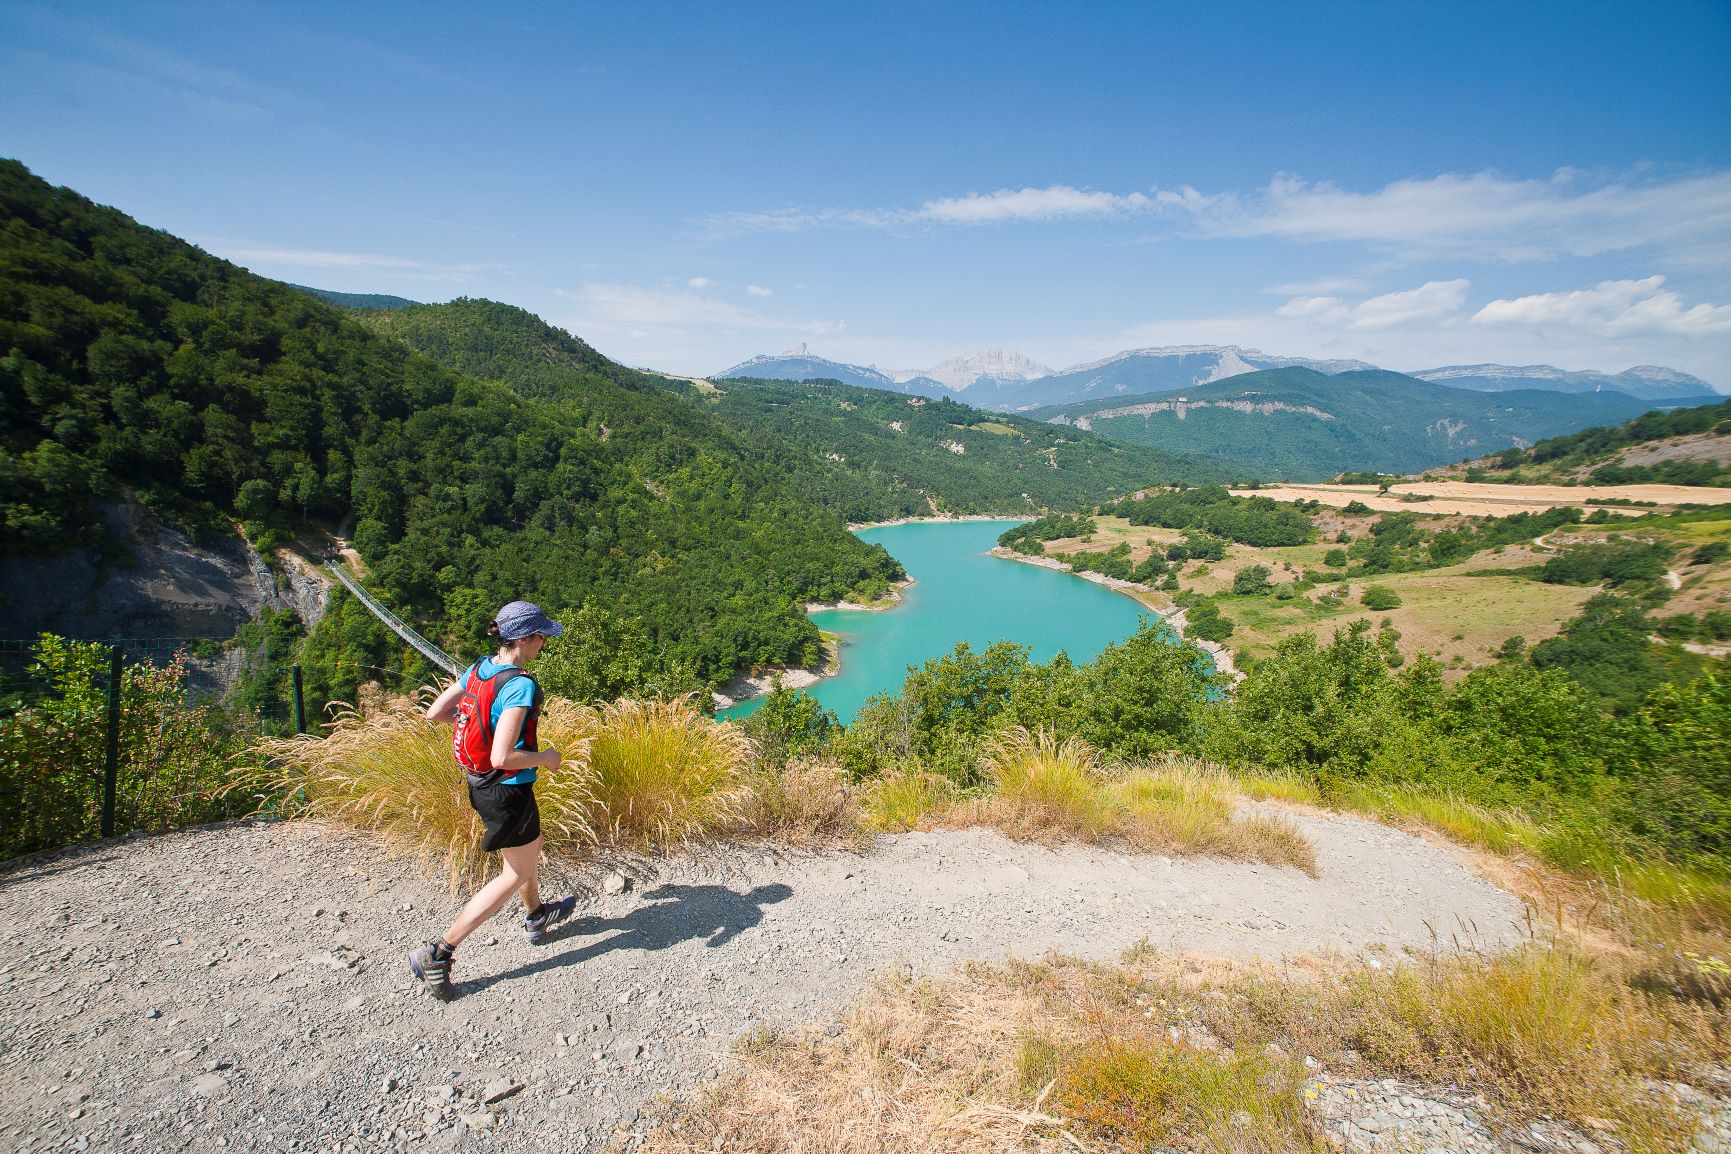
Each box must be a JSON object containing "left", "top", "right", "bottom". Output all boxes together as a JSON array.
[
  {"left": 713, "top": 168, "right": 1731, "bottom": 264},
  {"left": 1275, "top": 295, "right": 1348, "bottom": 321},
  {"left": 1473, "top": 276, "right": 1731, "bottom": 336},
  {"left": 709, "top": 184, "right": 1155, "bottom": 234},
  {"left": 913, "top": 186, "right": 1151, "bottom": 224},
  {"left": 1272, "top": 280, "right": 1469, "bottom": 329},
  {"left": 557, "top": 283, "right": 839, "bottom": 335},
  {"left": 746, "top": 283, "right": 773, "bottom": 297},
  {"left": 1265, "top": 275, "right": 1376, "bottom": 296},
  {"left": 687, "top": 276, "right": 711, "bottom": 288},
  {"left": 1157, "top": 170, "right": 1731, "bottom": 262},
  {"left": 212, "top": 244, "right": 494, "bottom": 282},
  {"left": 1349, "top": 279, "right": 1470, "bottom": 329}
]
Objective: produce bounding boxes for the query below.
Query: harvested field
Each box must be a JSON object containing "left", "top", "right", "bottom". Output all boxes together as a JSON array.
[{"left": 1237, "top": 480, "right": 1731, "bottom": 518}]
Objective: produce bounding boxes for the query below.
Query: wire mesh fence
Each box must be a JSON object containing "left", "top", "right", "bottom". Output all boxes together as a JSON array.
[{"left": 0, "top": 634, "right": 306, "bottom": 861}]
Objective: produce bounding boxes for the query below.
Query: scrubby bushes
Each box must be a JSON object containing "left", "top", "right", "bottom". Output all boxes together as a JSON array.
[{"left": 0, "top": 637, "right": 247, "bottom": 860}]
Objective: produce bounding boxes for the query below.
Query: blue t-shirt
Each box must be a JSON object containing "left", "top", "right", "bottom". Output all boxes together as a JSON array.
[{"left": 467, "top": 657, "right": 540, "bottom": 785}]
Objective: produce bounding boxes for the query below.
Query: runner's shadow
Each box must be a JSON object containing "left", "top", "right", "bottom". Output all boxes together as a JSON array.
[{"left": 470, "top": 882, "right": 793, "bottom": 991}]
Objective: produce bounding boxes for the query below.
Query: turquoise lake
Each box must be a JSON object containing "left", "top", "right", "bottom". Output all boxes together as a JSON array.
[{"left": 723, "top": 519, "right": 1155, "bottom": 722}]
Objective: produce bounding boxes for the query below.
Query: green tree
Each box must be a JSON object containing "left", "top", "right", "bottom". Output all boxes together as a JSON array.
[
  {"left": 1361, "top": 585, "right": 1402, "bottom": 611},
  {"left": 1232, "top": 564, "right": 1272, "bottom": 595}
]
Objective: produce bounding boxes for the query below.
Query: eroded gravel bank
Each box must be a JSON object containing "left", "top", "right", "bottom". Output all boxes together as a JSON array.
[{"left": 0, "top": 809, "right": 1522, "bottom": 1153}]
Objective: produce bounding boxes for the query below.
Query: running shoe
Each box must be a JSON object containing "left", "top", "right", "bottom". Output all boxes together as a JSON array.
[
  {"left": 408, "top": 941, "right": 459, "bottom": 1001},
  {"left": 523, "top": 895, "right": 576, "bottom": 943}
]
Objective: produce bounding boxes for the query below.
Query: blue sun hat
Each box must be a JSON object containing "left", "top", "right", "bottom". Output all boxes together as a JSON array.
[{"left": 494, "top": 601, "right": 565, "bottom": 640}]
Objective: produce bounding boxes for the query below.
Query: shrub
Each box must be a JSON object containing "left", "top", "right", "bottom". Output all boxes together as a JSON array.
[
  {"left": 1324, "top": 547, "right": 1348, "bottom": 567},
  {"left": 1541, "top": 541, "right": 1672, "bottom": 587},
  {"left": 1232, "top": 564, "right": 1272, "bottom": 595},
  {"left": 1690, "top": 541, "right": 1730, "bottom": 566},
  {"left": 1074, "top": 622, "right": 1216, "bottom": 757},
  {"left": 1186, "top": 601, "right": 1234, "bottom": 643},
  {"left": 741, "top": 686, "right": 838, "bottom": 767},
  {"left": 1, "top": 636, "right": 244, "bottom": 860},
  {"left": 1618, "top": 673, "right": 1731, "bottom": 868},
  {"left": 1361, "top": 585, "right": 1402, "bottom": 611},
  {"left": 1204, "top": 625, "right": 1400, "bottom": 775}
]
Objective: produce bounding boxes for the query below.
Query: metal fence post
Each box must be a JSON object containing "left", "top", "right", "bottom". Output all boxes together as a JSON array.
[
  {"left": 101, "top": 645, "right": 122, "bottom": 838},
  {"left": 291, "top": 665, "right": 306, "bottom": 734}
]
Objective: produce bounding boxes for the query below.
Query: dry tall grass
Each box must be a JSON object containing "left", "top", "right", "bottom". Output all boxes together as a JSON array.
[
  {"left": 1111, "top": 758, "right": 1318, "bottom": 873},
  {"left": 251, "top": 696, "right": 596, "bottom": 890},
  {"left": 251, "top": 692, "right": 752, "bottom": 884},
  {"left": 644, "top": 943, "right": 1723, "bottom": 1154},
  {"left": 735, "top": 757, "right": 863, "bottom": 849},
  {"left": 937, "top": 731, "right": 1316, "bottom": 873},
  {"left": 859, "top": 769, "right": 959, "bottom": 832},
  {"left": 965, "top": 727, "right": 1118, "bottom": 842},
  {"left": 581, "top": 695, "right": 748, "bottom": 848}
]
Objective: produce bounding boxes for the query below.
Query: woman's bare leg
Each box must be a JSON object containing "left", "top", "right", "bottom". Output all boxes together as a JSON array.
[{"left": 441, "top": 837, "right": 543, "bottom": 946}]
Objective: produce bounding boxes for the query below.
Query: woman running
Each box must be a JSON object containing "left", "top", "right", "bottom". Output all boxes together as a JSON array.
[{"left": 409, "top": 600, "right": 575, "bottom": 1000}]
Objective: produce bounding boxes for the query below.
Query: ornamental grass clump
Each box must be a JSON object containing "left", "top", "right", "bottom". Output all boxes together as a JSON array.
[
  {"left": 1109, "top": 757, "right": 1317, "bottom": 874},
  {"left": 736, "top": 757, "right": 861, "bottom": 848},
  {"left": 580, "top": 694, "right": 749, "bottom": 848},
  {"left": 859, "top": 769, "right": 957, "bottom": 832},
  {"left": 962, "top": 726, "right": 1118, "bottom": 843},
  {"left": 249, "top": 694, "right": 596, "bottom": 891}
]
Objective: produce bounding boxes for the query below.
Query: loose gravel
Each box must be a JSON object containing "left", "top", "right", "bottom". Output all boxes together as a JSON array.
[{"left": 0, "top": 807, "right": 1524, "bottom": 1153}]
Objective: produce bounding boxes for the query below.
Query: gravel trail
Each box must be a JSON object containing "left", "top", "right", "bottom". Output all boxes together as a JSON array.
[{"left": 0, "top": 809, "right": 1522, "bottom": 1153}]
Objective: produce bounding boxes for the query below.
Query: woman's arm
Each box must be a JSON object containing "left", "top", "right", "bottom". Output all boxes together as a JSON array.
[
  {"left": 490, "top": 706, "right": 561, "bottom": 773},
  {"left": 425, "top": 678, "right": 465, "bottom": 723}
]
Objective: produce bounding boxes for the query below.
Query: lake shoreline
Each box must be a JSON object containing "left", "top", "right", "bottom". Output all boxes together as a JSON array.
[
  {"left": 717, "top": 520, "right": 1160, "bottom": 716},
  {"left": 987, "top": 547, "right": 1242, "bottom": 683},
  {"left": 846, "top": 513, "right": 1024, "bottom": 531},
  {"left": 715, "top": 575, "right": 919, "bottom": 711}
]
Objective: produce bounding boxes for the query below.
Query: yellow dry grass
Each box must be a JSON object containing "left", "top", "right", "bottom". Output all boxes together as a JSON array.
[
  {"left": 735, "top": 757, "right": 865, "bottom": 849},
  {"left": 875, "top": 731, "right": 1317, "bottom": 873},
  {"left": 249, "top": 695, "right": 595, "bottom": 891},
  {"left": 643, "top": 938, "right": 1725, "bottom": 1154},
  {"left": 1234, "top": 481, "right": 1731, "bottom": 518},
  {"left": 579, "top": 695, "right": 748, "bottom": 848},
  {"left": 250, "top": 692, "right": 752, "bottom": 886}
]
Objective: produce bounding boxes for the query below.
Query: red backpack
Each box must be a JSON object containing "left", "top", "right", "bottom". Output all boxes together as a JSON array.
[{"left": 451, "top": 664, "right": 542, "bottom": 783}]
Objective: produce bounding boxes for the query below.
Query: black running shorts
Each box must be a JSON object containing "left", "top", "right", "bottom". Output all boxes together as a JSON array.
[{"left": 467, "top": 779, "right": 541, "bottom": 851}]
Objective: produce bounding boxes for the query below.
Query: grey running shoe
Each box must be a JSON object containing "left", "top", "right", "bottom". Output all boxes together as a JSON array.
[
  {"left": 524, "top": 895, "right": 575, "bottom": 943},
  {"left": 408, "top": 942, "right": 458, "bottom": 1000}
]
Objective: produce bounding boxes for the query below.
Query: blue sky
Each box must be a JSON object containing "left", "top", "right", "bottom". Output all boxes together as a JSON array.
[{"left": 3, "top": 1, "right": 1728, "bottom": 385}]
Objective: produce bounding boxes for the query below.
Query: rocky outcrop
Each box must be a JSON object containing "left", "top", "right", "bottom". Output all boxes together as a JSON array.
[{"left": 0, "top": 501, "right": 311, "bottom": 641}]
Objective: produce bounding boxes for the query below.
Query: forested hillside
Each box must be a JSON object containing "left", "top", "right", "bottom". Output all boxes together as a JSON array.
[
  {"left": 1453, "top": 396, "right": 1731, "bottom": 487},
  {"left": 1030, "top": 368, "right": 1672, "bottom": 480},
  {"left": 0, "top": 160, "right": 901, "bottom": 698},
  {"left": 351, "top": 302, "right": 1223, "bottom": 520},
  {"left": 703, "top": 377, "right": 1227, "bottom": 519}
]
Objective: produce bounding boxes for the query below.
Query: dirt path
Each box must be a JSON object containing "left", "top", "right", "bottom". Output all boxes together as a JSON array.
[{"left": 0, "top": 811, "right": 1522, "bottom": 1154}]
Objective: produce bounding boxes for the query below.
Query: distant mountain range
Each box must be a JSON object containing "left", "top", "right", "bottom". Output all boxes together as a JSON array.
[
  {"left": 716, "top": 344, "right": 1722, "bottom": 409},
  {"left": 1028, "top": 368, "right": 1692, "bottom": 480},
  {"left": 1408, "top": 363, "right": 1712, "bottom": 401}
]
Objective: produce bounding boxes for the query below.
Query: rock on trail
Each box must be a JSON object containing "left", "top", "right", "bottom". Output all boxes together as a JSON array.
[{"left": 0, "top": 809, "right": 1521, "bottom": 1152}]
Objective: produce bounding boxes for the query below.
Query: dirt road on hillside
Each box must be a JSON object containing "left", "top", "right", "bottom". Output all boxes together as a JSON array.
[{"left": 0, "top": 811, "right": 1522, "bottom": 1153}]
